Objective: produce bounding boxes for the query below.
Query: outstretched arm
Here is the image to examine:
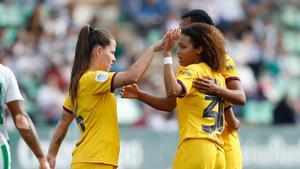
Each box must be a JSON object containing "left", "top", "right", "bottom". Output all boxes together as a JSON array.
[
  {"left": 121, "top": 84, "right": 176, "bottom": 112},
  {"left": 113, "top": 37, "right": 166, "bottom": 89},
  {"left": 7, "top": 100, "right": 50, "bottom": 169},
  {"left": 47, "top": 110, "right": 74, "bottom": 169}
]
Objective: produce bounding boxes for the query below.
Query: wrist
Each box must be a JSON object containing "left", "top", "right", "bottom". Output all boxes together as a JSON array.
[
  {"left": 164, "top": 56, "right": 173, "bottom": 65},
  {"left": 164, "top": 51, "right": 171, "bottom": 57},
  {"left": 214, "top": 86, "right": 222, "bottom": 96},
  {"left": 137, "top": 90, "right": 144, "bottom": 99},
  {"left": 47, "top": 151, "right": 56, "bottom": 158},
  {"left": 38, "top": 156, "right": 47, "bottom": 162}
]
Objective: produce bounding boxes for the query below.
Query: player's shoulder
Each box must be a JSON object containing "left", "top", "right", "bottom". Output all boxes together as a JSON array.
[
  {"left": 225, "top": 53, "right": 235, "bottom": 63},
  {"left": 0, "top": 64, "right": 12, "bottom": 73},
  {"left": 81, "top": 70, "right": 113, "bottom": 85},
  {"left": 185, "top": 63, "right": 207, "bottom": 71},
  {"left": 0, "top": 64, "right": 15, "bottom": 79},
  {"left": 181, "top": 64, "right": 203, "bottom": 75}
]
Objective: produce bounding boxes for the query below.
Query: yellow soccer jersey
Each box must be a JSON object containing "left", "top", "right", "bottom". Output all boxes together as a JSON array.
[
  {"left": 222, "top": 54, "right": 240, "bottom": 82},
  {"left": 63, "top": 70, "right": 120, "bottom": 166},
  {"left": 176, "top": 63, "right": 226, "bottom": 148}
]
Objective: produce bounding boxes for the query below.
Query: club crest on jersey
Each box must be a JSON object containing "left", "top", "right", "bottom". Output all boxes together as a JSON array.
[
  {"left": 95, "top": 71, "right": 109, "bottom": 82},
  {"left": 182, "top": 69, "right": 193, "bottom": 77}
]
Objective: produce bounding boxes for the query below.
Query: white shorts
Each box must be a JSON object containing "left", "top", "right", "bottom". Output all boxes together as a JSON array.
[{"left": 0, "top": 133, "right": 10, "bottom": 169}]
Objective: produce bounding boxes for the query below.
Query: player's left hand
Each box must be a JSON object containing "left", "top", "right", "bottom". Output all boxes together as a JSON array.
[{"left": 193, "top": 76, "right": 218, "bottom": 95}]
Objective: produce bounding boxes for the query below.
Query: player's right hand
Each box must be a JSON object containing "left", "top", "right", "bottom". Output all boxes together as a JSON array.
[
  {"left": 121, "top": 84, "right": 140, "bottom": 99},
  {"left": 46, "top": 154, "right": 56, "bottom": 169}
]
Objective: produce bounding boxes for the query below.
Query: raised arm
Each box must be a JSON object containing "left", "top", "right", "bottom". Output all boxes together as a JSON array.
[
  {"left": 112, "top": 38, "right": 165, "bottom": 89},
  {"left": 121, "top": 84, "right": 176, "bottom": 112},
  {"left": 47, "top": 110, "right": 74, "bottom": 169},
  {"left": 163, "top": 29, "right": 185, "bottom": 97},
  {"left": 164, "top": 53, "right": 185, "bottom": 97},
  {"left": 7, "top": 101, "right": 50, "bottom": 169}
]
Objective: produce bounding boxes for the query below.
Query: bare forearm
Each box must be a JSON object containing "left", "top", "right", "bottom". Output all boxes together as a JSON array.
[
  {"left": 48, "top": 121, "right": 69, "bottom": 157},
  {"left": 164, "top": 55, "right": 182, "bottom": 97},
  {"left": 214, "top": 87, "right": 246, "bottom": 105},
  {"left": 18, "top": 117, "right": 44, "bottom": 159},
  {"left": 138, "top": 90, "right": 176, "bottom": 112},
  {"left": 113, "top": 47, "right": 157, "bottom": 88},
  {"left": 126, "top": 47, "right": 155, "bottom": 83},
  {"left": 7, "top": 101, "right": 47, "bottom": 163}
]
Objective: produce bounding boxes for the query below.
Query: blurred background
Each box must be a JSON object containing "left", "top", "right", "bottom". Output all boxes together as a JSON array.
[{"left": 1, "top": 0, "right": 300, "bottom": 168}]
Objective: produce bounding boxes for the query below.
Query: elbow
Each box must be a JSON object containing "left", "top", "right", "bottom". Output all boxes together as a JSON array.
[
  {"left": 163, "top": 106, "right": 176, "bottom": 112},
  {"left": 233, "top": 94, "right": 247, "bottom": 105},
  {"left": 239, "top": 94, "right": 247, "bottom": 105},
  {"left": 166, "top": 89, "right": 180, "bottom": 97},
  {"left": 162, "top": 98, "right": 176, "bottom": 112},
  {"left": 161, "top": 106, "right": 176, "bottom": 112},
  {"left": 232, "top": 122, "right": 240, "bottom": 130},
  {"left": 15, "top": 114, "right": 31, "bottom": 130},
  {"left": 167, "top": 92, "right": 177, "bottom": 97},
  {"left": 126, "top": 78, "right": 139, "bottom": 85},
  {"left": 125, "top": 71, "right": 140, "bottom": 85},
  {"left": 230, "top": 119, "right": 241, "bottom": 130}
]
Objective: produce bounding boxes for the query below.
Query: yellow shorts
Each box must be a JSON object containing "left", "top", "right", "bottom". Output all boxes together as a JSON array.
[
  {"left": 71, "top": 163, "right": 117, "bottom": 169},
  {"left": 172, "top": 139, "right": 225, "bottom": 169},
  {"left": 225, "top": 149, "right": 242, "bottom": 169}
]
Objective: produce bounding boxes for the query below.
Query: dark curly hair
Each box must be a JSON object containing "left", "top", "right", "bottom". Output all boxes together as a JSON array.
[{"left": 181, "top": 23, "right": 226, "bottom": 72}]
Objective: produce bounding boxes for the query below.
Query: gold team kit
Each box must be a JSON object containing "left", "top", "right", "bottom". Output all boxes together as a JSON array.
[
  {"left": 172, "top": 63, "right": 226, "bottom": 169},
  {"left": 63, "top": 70, "right": 119, "bottom": 168},
  {"left": 221, "top": 54, "right": 243, "bottom": 169}
]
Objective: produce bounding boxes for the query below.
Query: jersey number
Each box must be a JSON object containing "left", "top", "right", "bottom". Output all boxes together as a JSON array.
[{"left": 202, "top": 95, "right": 224, "bottom": 133}]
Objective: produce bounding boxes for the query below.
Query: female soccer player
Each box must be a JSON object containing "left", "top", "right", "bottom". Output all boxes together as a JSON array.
[
  {"left": 182, "top": 9, "right": 245, "bottom": 169},
  {"left": 46, "top": 25, "right": 165, "bottom": 169},
  {"left": 122, "top": 23, "right": 228, "bottom": 169}
]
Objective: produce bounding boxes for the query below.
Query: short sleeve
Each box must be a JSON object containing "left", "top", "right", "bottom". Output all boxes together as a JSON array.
[
  {"left": 5, "top": 69, "right": 23, "bottom": 103},
  {"left": 176, "top": 65, "right": 198, "bottom": 96},
  {"left": 85, "top": 71, "right": 117, "bottom": 95},
  {"left": 176, "top": 66, "right": 185, "bottom": 75},
  {"left": 221, "top": 55, "right": 240, "bottom": 83},
  {"left": 63, "top": 93, "right": 74, "bottom": 114}
]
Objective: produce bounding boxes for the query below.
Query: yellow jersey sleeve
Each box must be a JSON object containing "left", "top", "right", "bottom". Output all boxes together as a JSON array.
[
  {"left": 84, "top": 71, "right": 117, "bottom": 95},
  {"left": 63, "top": 92, "right": 74, "bottom": 114},
  {"left": 222, "top": 54, "right": 240, "bottom": 83},
  {"left": 176, "top": 65, "right": 198, "bottom": 96},
  {"left": 176, "top": 66, "right": 185, "bottom": 75}
]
